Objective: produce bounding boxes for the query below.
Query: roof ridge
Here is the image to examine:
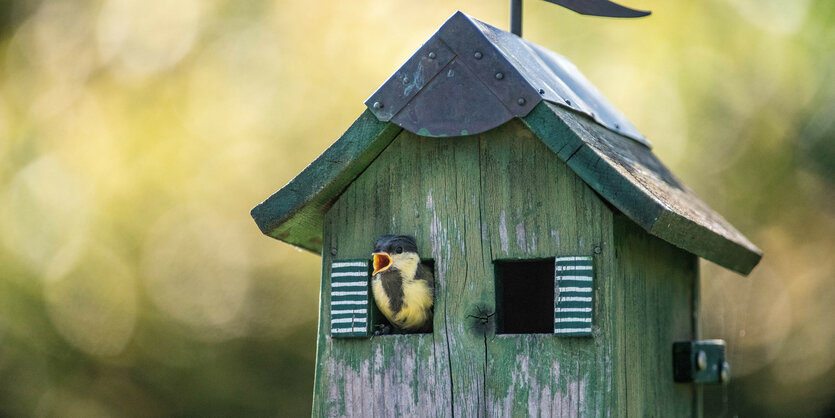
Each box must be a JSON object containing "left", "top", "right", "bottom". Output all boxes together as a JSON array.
[{"left": 364, "top": 11, "right": 649, "bottom": 146}]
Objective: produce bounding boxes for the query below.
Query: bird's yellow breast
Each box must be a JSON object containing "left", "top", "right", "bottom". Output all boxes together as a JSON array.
[
  {"left": 371, "top": 253, "right": 433, "bottom": 330},
  {"left": 394, "top": 278, "right": 433, "bottom": 329},
  {"left": 371, "top": 278, "right": 393, "bottom": 320}
]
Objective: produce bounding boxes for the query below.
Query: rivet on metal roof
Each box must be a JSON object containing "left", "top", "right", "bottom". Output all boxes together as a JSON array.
[
  {"left": 495, "top": 72, "right": 504, "bottom": 80},
  {"left": 373, "top": 101, "right": 383, "bottom": 109},
  {"left": 428, "top": 51, "right": 437, "bottom": 59},
  {"left": 517, "top": 97, "right": 526, "bottom": 106},
  {"left": 474, "top": 51, "right": 483, "bottom": 59}
]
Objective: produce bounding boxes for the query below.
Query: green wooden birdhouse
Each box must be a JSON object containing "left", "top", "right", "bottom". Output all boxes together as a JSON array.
[{"left": 252, "top": 12, "right": 761, "bottom": 416}]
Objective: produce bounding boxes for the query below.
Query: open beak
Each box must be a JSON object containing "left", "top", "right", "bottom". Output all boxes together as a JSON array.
[{"left": 372, "top": 252, "right": 392, "bottom": 275}]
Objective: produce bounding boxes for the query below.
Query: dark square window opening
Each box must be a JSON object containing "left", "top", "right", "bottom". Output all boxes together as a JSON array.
[
  {"left": 495, "top": 259, "right": 554, "bottom": 334},
  {"left": 371, "top": 259, "right": 435, "bottom": 335}
]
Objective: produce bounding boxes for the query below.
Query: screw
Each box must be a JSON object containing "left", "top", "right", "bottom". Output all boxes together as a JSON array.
[
  {"left": 495, "top": 72, "right": 504, "bottom": 80},
  {"left": 373, "top": 101, "right": 383, "bottom": 109},
  {"left": 614, "top": 123, "right": 620, "bottom": 129},
  {"left": 593, "top": 245, "right": 602, "bottom": 254},
  {"left": 474, "top": 51, "right": 483, "bottom": 59},
  {"left": 539, "top": 89, "right": 545, "bottom": 95},
  {"left": 330, "top": 248, "right": 338, "bottom": 256},
  {"left": 590, "top": 112, "right": 596, "bottom": 119},
  {"left": 517, "top": 97, "right": 526, "bottom": 106},
  {"left": 720, "top": 361, "right": 730, "bottom": 383},
  {"left": 565, "top": 99, "right": 572, "bottom": 106},
  {"left": 428, "top": 51, "right": 437, "bottom": 59},
  {"left": 696, "top": 350, "right": 707, "bottom": 370}
]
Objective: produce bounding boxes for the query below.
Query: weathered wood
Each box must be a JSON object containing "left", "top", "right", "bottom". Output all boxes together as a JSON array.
[
  {"left": 613, "top": 214, "right": 698, "bottom": 416},
  {"left": 479, "top": 121, "right": 619, "bottom": 416},
  {"left": 250, "top": 110, "right": 402, "bottom": 253},
  {"left": 522, "top": 102, "right": 761, "bottom": 275},
  {"left": 315, "top": 130, "right": 488, "bottom": 416},
  {"left": 253, "top": 102, "right": 760, "bottom": 276},
  {"left": 314, "top": 120, "right": 700, "bottom": 416}
]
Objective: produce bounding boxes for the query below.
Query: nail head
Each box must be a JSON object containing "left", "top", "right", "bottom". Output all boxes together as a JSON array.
[
  {"left": 720, "top": 361, "right": 730, "bottom": 383},
  {"left": 696, "top": 350, "right": 707, "bottom": 370}
]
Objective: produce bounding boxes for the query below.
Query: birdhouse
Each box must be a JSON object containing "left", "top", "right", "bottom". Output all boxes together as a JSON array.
[{"left": 252, "top": 12, "right": 761, "bottom": 416}]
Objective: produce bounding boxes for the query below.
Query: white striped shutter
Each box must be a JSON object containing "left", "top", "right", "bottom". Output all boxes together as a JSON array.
[
  {"left": 330, "top": 259, "right": 371, "bottom": 338},
  {"left": 554, "top": 256, "right": 594, "bottom": 337}
]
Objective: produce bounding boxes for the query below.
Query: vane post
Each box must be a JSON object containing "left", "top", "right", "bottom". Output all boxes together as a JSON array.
[{"left": 510, "top": 0, "right": 522, "bottom": 36}]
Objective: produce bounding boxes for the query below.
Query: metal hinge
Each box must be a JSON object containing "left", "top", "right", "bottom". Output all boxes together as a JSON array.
[{"left": 673, "top": 340, "right": 730, "bottom": 384}]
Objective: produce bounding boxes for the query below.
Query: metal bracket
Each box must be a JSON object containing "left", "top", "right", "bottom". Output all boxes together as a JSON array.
[{"left": 673, "top": 340, "right": 730, "bottom": 384}]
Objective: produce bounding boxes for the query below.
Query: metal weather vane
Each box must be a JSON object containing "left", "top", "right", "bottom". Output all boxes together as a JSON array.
[{"left": 510, "top": 0, "right": 651, "bottom": 36}]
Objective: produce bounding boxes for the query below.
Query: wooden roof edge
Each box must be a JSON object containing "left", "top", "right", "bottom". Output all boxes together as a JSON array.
[
  {"left": 251, "top": 102, "right": 763, "bottom": 275},
  {"left": 523, "top": 102, "right": 762, "bottom": 276},
  {"left": 250, "top": 110, "right": 402, "bottom": 251}
]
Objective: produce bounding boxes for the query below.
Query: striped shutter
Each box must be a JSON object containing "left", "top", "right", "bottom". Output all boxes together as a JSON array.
[
  {"left": 554, "top": 256, "right": 594, "bottom": 337},
  {"left": 330, "top": 259, "right": 371, "bottom": 338}
]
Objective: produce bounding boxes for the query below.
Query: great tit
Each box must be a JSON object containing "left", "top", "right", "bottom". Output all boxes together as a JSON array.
[{"left": 371, "top": 235, "right": 434, "bottom": 333}]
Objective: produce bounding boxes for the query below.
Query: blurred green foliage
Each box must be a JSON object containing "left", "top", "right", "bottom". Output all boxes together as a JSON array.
[{"left": 0, "top": 0, "right": 832, "bottom": 416}]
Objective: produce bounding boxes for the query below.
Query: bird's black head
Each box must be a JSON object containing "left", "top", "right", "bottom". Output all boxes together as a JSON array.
[{"left": 373, "top": 235, "right": 419, "bottom": 255}]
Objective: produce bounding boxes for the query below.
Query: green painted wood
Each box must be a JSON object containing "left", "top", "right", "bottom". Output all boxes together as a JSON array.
[
  {"left": 253, "top": 102, "right": 760, "bottom": 276},
  {"left": 613, "top": 213, "right": 698, "bottom": 416},
  {"left": 314, "top": 130, "right": 490, "bottom": 416},
  {"left": 314, "top": 120, "right": 701, "bottom": 416},
  {"left": 329, "top": 259, "right": 371, "bottom": 338},
  {"left": 522, "top": 102, "right": 761, "bottom": 275},
  {"left": 480, "top": 121, "right": 621, "bottom": 416},
  {"left": 250, "top": 110, "right": 402, "bottom": 253},
  {"left": 554, "top": 256, "right": 595, "bottom": 336}
]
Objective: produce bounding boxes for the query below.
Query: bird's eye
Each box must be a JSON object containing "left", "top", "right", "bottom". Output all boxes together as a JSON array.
[{"left": 395, "top": 246, "right": 403, "bottom": 254}]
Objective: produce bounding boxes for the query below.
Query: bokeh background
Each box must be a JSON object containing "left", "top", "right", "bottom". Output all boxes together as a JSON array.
[{"left": 0, "top": 0, "right": 832, "bottom": 416}]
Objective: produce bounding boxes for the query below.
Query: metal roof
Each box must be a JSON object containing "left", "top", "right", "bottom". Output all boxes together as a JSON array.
[
  {"left": 365, "top": 11, "right": 650, "bottom": 147},
  {"left": 251, "top": 11, "right": 762, "bottom": 275}
]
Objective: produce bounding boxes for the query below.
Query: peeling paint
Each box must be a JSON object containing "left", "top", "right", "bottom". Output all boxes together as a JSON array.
[
  {"left": 515, "top": 222, "right": 526, "bottom": 251},
  {"left": 499, "top": 211, "right": 509, "bottom": 254}
]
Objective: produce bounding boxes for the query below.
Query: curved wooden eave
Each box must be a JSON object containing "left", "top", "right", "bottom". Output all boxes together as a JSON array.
[
  {"left": 250, "top": 110, "right": 402, "bottom": 254},
  {"left": 251, "top": 104, "right": 762, "bottom": 276}
]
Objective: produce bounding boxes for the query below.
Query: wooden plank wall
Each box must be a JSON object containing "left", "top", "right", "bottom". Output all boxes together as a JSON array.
[{"left": 314, "top": 120, "right": 698, "bottom": 417}]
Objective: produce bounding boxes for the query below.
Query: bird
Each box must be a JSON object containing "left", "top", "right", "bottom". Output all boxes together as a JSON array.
[{"left": 371, "top": 235, "right": 434, "bottom": 333}]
